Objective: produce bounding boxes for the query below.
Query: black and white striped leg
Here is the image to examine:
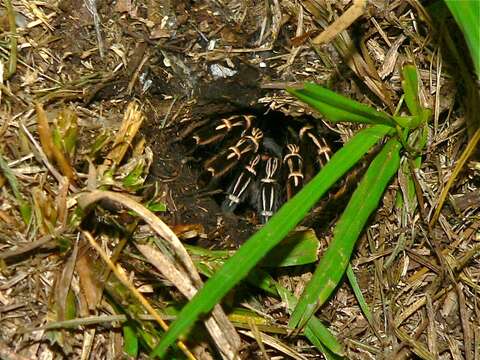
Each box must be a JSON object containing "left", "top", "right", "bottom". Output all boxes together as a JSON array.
[
  {"left": 204, "top": 127, "right": 263, "bottom": 178},
  {"left": 257, "top": 157, "right": 281, "bottom": 224},
  {"left": 193, "top": 114, "right": 255, "bottom": 146},
  {"left": 283, "top": 144, "right": 304, "bottom": 199},
  {"left": 299, "top": 125, "right": 318, "bottom": 182},
  {"left": 300, "top": 125, "right": 332, "bottom": 170},
  {"left": 222, "top": 155, "right": 260, "bottom": 212}
]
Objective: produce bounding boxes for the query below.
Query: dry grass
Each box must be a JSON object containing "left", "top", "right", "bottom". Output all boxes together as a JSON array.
[{"left": 0, "top": 1, "right": 478, "bottom": 359}]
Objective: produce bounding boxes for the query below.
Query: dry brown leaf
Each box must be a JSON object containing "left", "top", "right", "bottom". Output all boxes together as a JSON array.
[
  {"left": 76, "top": 247, "right": 102, "bottom": 311},
  {"left": 104, "top": 101, "right": 145, "bottom": 167},
  {"left": 56, "top": 240, "right": 79, "bottom": 321}
]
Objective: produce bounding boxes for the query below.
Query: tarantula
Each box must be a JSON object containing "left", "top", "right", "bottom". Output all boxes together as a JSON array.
[{"left": 181, "top": 114, "right": 333, "bottom": 224}]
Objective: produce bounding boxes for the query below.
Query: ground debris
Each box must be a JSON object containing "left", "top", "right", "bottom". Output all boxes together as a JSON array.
[{"left": 0, "top": 1, "right": 478, "bottom": 359}]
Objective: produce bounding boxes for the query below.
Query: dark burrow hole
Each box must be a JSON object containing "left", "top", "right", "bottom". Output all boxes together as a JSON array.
[{"left": 180, "top": 108, "right": 344, "bottom": 228}]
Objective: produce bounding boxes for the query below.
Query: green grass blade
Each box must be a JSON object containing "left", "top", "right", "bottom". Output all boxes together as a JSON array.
[
  {"left": 188, "top": 229, "right": 320, "bottom": 269},
  {"left": 401, "top": 65, "right": 421, "bottom": 118},
  {"left": 304, "top": 322, "right": 345, "bottom": 359},
  {"left": 250, "top": 269, "right": 344, "bottom": 356},
  {"left": 260, "top": 229, "right": 320, "bottom": 267},
  {"left": 123, "top": 322, "right": 139, "bottom": 357},
  {"left": 289, "top": 138, "right": 402, "bottom": 330},
  {"left": 0, "top": 152, "right": 32, "bottom": 224},
  {"left": 150, "top": 125, "right": 391, "bottom": 358},
  {"left": 346, "top": 264, "right": 373, "bottom": 325},
  {"left": 444, "top": 0, "right": 480, "bottom": 77},
  {"left": 288, "top": 83, "right": 395, "bottom": 127},
  {"left": 244, "top": 269, "right": 346, "bottom": 356},
  {"left": 275, "top": 281, "right": 345, "bottom": 356},
  {"left": 290, "top": 90, "right": 381, "bottom": 125},
  {"left": 401, "top": 65, "right": 431, "bottom": 128}
]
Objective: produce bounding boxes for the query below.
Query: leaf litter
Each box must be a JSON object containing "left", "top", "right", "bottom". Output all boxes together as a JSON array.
[{"left": 0, "top": 1, "right": 478, "bottom": 359}]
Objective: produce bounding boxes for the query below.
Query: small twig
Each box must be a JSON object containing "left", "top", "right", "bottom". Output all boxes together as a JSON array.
[
  {"left": 84, "top": 0, "right": 104, "bottom": 58},
  {"left": 161, "top": 96, "right": 177, "bottom": 129},
  {"left": 430, "top": 128, "right": 480, "bottom": 228},
  {"left": 0, "top": 83, "right": 27, "bottom": 107},
  {"left": 456, "top": 283, "right": 473, "bottom": 360},
  {"left": 312, "top": 0, "right": 366, "bottom": 45},
  {"left": 0, "top": 233, "right": 57, "bottom": 259},
  {"left": 20, "top": 314, "right": 177, "bottom": 333},
  {"left": 4, "top": 0, "right": 17, "bottom": 79}
]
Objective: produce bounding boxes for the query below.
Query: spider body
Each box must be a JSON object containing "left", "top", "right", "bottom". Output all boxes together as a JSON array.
[{"left": 186, "top": 114, "right": 333, "bottom": 223}]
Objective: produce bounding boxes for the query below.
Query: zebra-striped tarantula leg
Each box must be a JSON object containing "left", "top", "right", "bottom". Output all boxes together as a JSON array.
[
  {"left": 300, "top": 125, "right": 332, "bottom": 168},
  {"left": 283, "top": 144, "right": 304, "bottom": 199},
  {"left": 313, "top": 135, "right": 332, "bottom": 167},
  {"left": 204, "top": 127, "right": 263, "bottom": 178},
  {"left": 222, "top": 154, "right": 260, "bottom": 212},
  {"left": 193, "top": 114, "right": 255, "bottom": 146},
  {"left": 257, "top": 157, "right": 281, "bottom": 224},
  {"left": 299, "top": 125, "right": 318, "bottom": 181}
]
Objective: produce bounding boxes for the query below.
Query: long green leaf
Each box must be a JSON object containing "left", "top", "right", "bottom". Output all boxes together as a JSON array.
[
  {"left": 288, "top": 84, "right": 396, "bottom": 127},
  {"left": 150, "top": 125, "right": 392, "bottom": 357},
  {"left": 123, "top": 322, "right": 139, "bottom": 357},
  {"left": 244, "top": 269, "right": 345, "bottom": 356},
  {"left": 189, "top": 247, "right": 342, "bottom": 355},
  {"left": 189, "top": 246, "right": 343, "bottom": 355},
  {"left": 346, "top": 264, "right": 373, "bottom": 326},
  {"left": 188, "top": 229, "right": 321, "bottom": 270},
  {"left": 401, "top": 65, "right": 431, "bottom": 128},
  {"left": 444, "top": 0, "right": 480, "bottom": 77},
  {"left": 304, "top": 326, "right": 345, "bottom": 360},
  {"left": 260, "top": 229, "right": 320, "bottom": 267},
  {"left": 289, "top": 138, "right": 402, "bottom": 330},
  {"left": 275, "top": 280, "right": 345, "bottom": 356},
  {"left": 401, "top": 65, "right": 421, "bottom": 118}
]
